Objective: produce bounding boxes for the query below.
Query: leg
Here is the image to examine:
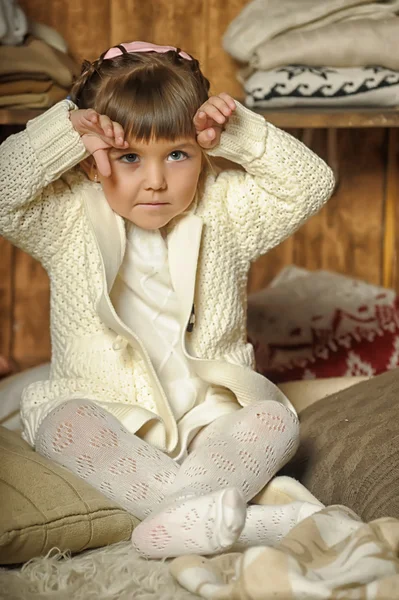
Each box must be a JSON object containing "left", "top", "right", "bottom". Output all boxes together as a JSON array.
[
  {"left": 35, "top": 400, "right": 178, "bottom": 520},
  {"left": 132, "top": 400, "right": 299, "bottom": 557}
]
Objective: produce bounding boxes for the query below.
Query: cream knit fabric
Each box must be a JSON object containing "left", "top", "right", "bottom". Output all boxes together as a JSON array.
[
  {"left": 36, "top": 398, "right": 308, "bottom": 558},
  {"left": 131, "top": 399, "right": 299, "bottom": 557},
  {"left": 110, "top": 224, "right": 208, "bottom": 421},
  {"left": 0, "top": 100, "right": 334, "bottom": 450},
  {"left": 110, "top": 224, "right": 240, "bottom": 461}
]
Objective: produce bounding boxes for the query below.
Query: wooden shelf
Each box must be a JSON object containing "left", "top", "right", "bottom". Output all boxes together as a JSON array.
[
  {"left": 251, "top": 106, "right": 399, "bottom": 129},
  {"left": 2, "top": 106, "right": 399, "bottom": 129},
  {"left": 0, "top": 109, "right": 44, "bottom": 125}
]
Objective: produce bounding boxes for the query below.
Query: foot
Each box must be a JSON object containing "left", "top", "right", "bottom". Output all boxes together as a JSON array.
[{"left": 132, "top": 487, "right": 246, "bottom": 559}]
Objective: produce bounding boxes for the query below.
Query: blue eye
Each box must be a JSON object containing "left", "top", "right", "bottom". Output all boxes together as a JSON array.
[
  {"left": 168, "top": 151, "right": 188, "bottom": 161},
  {"left": 120, "top": 153, "right": 139, "bottom": 163}
]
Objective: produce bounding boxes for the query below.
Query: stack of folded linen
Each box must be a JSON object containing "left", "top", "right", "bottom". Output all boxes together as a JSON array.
[
  {"left": 0, "top": 0, "right": 79, "bottom": 110},
  {"left": 223, "top": 0, "right": 399, "bottom": 108}
]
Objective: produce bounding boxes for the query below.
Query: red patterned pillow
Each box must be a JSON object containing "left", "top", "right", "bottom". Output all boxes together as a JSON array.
[{"left": 248, "top": 268, "right": 399, "bottom": 383}]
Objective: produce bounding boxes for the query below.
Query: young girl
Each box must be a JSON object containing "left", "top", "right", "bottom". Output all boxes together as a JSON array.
[{"left": 0, "top": 41, "right": 334, "bottom": 559}]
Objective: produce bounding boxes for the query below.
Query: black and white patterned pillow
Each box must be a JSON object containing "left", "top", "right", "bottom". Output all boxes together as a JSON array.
[{"left": 244, "top": 65, "right": 399, "bottom": 108}]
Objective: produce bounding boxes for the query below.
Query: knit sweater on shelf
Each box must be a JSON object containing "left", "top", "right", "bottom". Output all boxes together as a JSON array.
[{"left": 0, "top": 99, "right": 335, "bottom": 454}]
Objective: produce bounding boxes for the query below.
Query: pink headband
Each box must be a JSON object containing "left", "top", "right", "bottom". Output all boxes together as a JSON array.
[{"left": 103, "top": 41, "right": 192, "bottom": 61}]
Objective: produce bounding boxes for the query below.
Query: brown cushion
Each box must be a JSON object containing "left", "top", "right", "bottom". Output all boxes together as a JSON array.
[
  {"left": 284, "top": 368, "right": 399, "bottom": 521},
  {"left": 0, "top": 426, "right": 138, "bottom": 565}
]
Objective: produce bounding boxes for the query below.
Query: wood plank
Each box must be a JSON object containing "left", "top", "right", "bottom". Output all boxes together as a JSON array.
[
  {"left": 0, "top": 110, "right": 43, "bottom": 126},
  {"left": 11, "top": 250, "right": 51, "bottom": 369},
  {"left": 110, "top": 0, "right": 208, "bottom": 66},
  {"left": 252, "top": 107, "right": 399, "bottom": 129},
  {"left": 152, "top": 0, "right": 208, "bottom": 67},
  {"left": 18, "top": 0, "right": 110, "bottom": 63},
  {"left": 207, "top": 0, "right": 247, "bottom": 97},
  {"left": 293, "top": 128, "right": 386, "bottom": 286},
  {"left": 384, "top": 129, "right": 399, "bottom": 289},
  {"left": 4, "top": 107, "right": 399, "bottom": 128},
  {"left": 0, "top": 238, "right": 13, "bottom": 361},
  {"left": 4, "top": 106, "right": 399, "bottom": 128},
  {"left": 110, "top": 0, "right": 154, "bottom": 47}
]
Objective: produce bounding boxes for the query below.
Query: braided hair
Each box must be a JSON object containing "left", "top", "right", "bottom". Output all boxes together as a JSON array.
[{"left": 69, "top": 45, "right": 211, "bottom": 143}]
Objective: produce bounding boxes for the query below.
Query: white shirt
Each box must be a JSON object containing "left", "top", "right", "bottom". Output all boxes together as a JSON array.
[{"left": 111, "top": 224, "right": 209, "bottom": 424}]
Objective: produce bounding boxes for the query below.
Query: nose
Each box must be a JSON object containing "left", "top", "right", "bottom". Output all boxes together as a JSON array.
[{"left": 143, "top": 162, "right": 167, "bottom": 191}]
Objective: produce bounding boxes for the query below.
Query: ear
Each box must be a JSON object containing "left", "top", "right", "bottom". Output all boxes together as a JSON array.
[{"left": 80, "top": 157, "right": 97, "bottom": 181}]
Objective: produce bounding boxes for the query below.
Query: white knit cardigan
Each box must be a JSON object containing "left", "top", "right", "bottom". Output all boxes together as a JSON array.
[{"left": 0, "top": 100, "right": 334, "bottom": 453}]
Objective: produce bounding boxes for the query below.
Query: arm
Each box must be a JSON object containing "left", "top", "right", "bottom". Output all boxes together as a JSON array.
[
  {"left": 207, "top": 102, "right": 335, "bottom": 263},
  {"left": 0, "top": 100, "right": 87, "bottom": 265}
]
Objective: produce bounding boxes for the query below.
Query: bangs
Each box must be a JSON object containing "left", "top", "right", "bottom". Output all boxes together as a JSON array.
[{"left": 94, "top": 67, "right": 201, "bottom": 142}]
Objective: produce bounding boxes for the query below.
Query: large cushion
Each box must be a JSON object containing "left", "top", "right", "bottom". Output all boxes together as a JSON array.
[
  {"left": 0, "top": 426, "right": 138, "bottom": 565},
  {"left": 248, "top": 267, "right": 399, "bottom": 383},
  {"left": 0, "top": 363, "right": 50, "bottom": 431},
  {"left": 284, "top": 368, "right": 399, "bottom": 521}
]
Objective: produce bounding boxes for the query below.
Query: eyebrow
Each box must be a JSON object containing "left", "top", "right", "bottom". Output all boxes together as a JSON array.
[{"left": 109, "top": 141, "right": 197, "bottom": 155}]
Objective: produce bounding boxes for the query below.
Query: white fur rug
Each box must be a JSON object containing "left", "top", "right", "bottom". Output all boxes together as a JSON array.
[{"left": 0, "top": 542, "right": 199, "bottom": 599}]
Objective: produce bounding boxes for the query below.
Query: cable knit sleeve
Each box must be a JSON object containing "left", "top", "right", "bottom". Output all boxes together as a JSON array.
[
  {"left": 0, "top": 100, "right": 88, "bottom": 266},
  {"left": 207, "top": 102, "right": 335, "bottom": 263}
]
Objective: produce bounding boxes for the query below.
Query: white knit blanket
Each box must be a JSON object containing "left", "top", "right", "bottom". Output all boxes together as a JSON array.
[{"left": 223, "top": 0, "right": 399, "bottom": 75}]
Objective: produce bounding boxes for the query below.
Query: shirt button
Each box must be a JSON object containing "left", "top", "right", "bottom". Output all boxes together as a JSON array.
[{"left": 112, "top": 336, "right": 128, "bottom": 351}]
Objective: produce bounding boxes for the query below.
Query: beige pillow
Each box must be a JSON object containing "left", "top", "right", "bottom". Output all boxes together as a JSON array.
[
  {"left": 0, "top": 363, "right": 50, "bottom": 431},
  {"left": 285, "top": 368, "right": 399, "bottom": 521},
  {"left": 278, "top": 376, "right": 369, "bottom": 415},
  {"left": 0, "top": 426, "right": 138, "bottom": 565}
]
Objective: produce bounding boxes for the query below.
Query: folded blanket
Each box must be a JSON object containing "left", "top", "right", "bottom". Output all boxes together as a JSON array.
[
  {"left": 0, "top": 78, "right": 53, "bottom": 95},
  {"left": 171, "top": 505, "right": 399, "bottom": 599},
  {"left": 239, "top": 18, "right": 399, "bottom": 77},
  {"left": 244, "top": 65, "right": 399, "bottom": 107},
  {"left": 0, "top": 36, "right": 79, "bottom": 87},
  {"left": 0, "top": 72, "right": 52, "bottom": 83},
  {"left": 223, "top": 0, "right": 399, "bottom": 63},
  {"left": 0, "top": 84, "right": 68, "bottom": 108}
]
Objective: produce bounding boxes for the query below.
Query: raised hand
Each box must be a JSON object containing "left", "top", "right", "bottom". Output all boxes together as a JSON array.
[
  {"left": 69, "top": 109, "right": 129, "bottom": 177},
  {"left": 193, "top": 93, "right": 236, "bottom": 150}
]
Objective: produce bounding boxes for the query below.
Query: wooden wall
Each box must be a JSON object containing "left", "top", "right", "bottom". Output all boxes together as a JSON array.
[{"left": 0, "top": 0, "right": 398, "bottom": 369}]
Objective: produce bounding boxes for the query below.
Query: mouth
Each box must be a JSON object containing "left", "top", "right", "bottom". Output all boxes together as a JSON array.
[{"left": 136, "top": 202, "right": 169, "bottom": 207}]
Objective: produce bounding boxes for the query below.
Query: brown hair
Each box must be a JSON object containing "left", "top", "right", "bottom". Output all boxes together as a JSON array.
[
  {"left": 70, "top": 45, "right": 211, "bottom": 144},
  {"left": 70, "top": 44, "right": 216, "bottom": 197}
]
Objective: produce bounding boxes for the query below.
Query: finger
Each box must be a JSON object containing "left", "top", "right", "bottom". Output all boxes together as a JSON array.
[
  {"left": 84, "top": 109, "right": 100, "bottom": 125},
  {"left": 92, "top": 147, "right": 111, "bottom": 177},
  {"left": 218, "top": 93, "right": 236, "bottom": 111},
  {"left": 197, "top": 127, "right": 220, "bottom": 149},
  {"left": 207, "top": 96, "right": 233, "bottom": 117},
  {"left": 112, "top": 121, "right": 127, "bottom": 147},
  {"left": 80, "top": 118, "right": 109, "bottom": 140},
  {"left": 201, "top": 104, "right": 226, "bottom": 125},
  {"left": 98, "top": 114, "right": 115, "bottom": 139},
  {"left": 193, "top": 110, "right": 207, "bottom": 131}
]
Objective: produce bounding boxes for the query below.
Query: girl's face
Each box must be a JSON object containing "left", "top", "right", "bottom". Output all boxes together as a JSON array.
[{"left": 97, "top": 136, "right": 203, "bottom": 229}]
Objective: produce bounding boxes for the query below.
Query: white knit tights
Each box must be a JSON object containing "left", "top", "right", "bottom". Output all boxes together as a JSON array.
[
  {"left": 35, "top": 400, "right": 176, "bottom": 521},
  {"left": 35, "top": 400, "right": 316, "bottom": 559},
  {"left": 131, "top": 400, "right": 301, "bottom": 557}
]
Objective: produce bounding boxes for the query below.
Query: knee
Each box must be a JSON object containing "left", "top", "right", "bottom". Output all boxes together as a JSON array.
[{"left": 248, "top": 400, "right": 300, "bottom": 438}]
